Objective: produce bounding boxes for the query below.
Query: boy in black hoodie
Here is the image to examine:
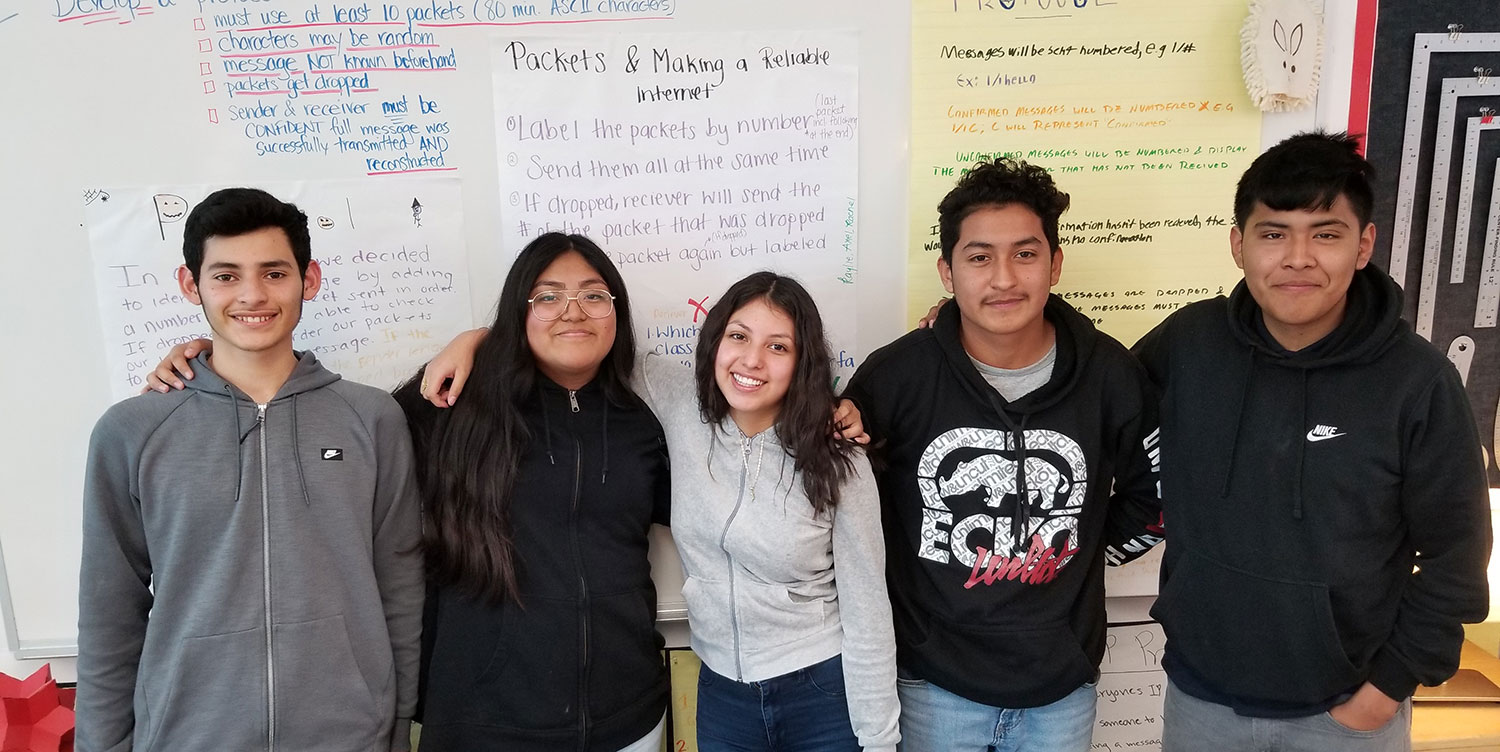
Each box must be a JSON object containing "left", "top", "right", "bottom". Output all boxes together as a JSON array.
[
  {"left": 845, "top": 160, "right": 1164, "bottom": 751},
  {"left": 1133, "top": 132, "right": 1491, "bottom": 751}
]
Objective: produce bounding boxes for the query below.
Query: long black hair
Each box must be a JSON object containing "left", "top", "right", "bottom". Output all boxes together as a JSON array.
[
  {"left": 394, "top": 233, "right": 638, "bottom": 604},
  {"left": 693, "top": 272, "right": 855, "bottom": 515}
]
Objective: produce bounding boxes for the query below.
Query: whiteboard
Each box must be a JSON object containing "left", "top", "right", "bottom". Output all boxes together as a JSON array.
[
  {"left": 0, "top": 0, "right": 910, "bottom": 679},
  {"left": 0, "top": 0, "right": 1352, "bottom": 682}
]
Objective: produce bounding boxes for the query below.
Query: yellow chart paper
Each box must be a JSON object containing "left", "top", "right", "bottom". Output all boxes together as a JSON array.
[
  {"left": 911, "top": 0, "right": 1262, "bottom": 345},
  {"left": 669, "top": 650, "right": 702, "bottom": 752}
]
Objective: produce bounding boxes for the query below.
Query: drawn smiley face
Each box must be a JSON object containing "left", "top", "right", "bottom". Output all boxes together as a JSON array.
[
  {"left": 154, "top": 194, "right": 188, "bottom": 222},
  {"left": 316, "top": 216, "right": 335, "bottom": 229}
]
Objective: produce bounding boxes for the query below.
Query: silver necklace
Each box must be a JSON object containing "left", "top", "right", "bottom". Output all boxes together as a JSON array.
[{"left": 742, "top": 431, "right": 766, "bottom": 504}]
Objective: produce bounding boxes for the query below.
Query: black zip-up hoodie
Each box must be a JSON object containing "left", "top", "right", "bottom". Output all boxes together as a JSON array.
[
  {"left": 845, "top": 296, "right": 1163, "bottom": 709},
  {"left": 1133, "top": 265, "right": 1491, "bottom": 716},
  {"left": 403, "top": 378, "right": 671, "bottom": 751}
]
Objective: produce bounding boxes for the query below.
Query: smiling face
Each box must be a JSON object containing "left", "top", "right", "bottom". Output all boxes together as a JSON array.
[
  {"left": 1231, "top": 196, "right": 1375, "bottom": 351},
  {"left": 938, "top": 203, "right": 1063, "bottom": 367},
  {"left": 179, "top": 226, "right": 321, "bottom": 361},
  {"left": 525, "top": 250, "right": 617, "bottom": 390},
  {"left": 713, "top": 298, "right": 796, "bottom": 436},
  {"left": 155, "top": 194, "right": 188, "bottom": 222}
]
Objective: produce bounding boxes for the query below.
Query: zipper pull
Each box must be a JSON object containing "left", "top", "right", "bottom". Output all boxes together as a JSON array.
[
  {"left": 568, "top": 390, "right": 580, "bottom": 413},
  {"left": 256, "top": 403, "right": 267, "bottom": 424}
]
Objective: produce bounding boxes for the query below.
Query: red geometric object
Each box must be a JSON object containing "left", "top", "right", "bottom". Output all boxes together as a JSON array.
[{"left": 0, "top": 665, "right": 74, "bottom": 752}]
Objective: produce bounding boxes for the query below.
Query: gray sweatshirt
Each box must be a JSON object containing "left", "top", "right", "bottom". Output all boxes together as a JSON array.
[
  {"left": 639, "top": 355, "right": 899, "bottom": 752},
  {"left": 77, "top": 352, "right": 424, "bottom": 752}
]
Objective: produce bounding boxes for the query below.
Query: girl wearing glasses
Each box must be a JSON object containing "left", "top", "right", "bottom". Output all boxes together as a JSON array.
[
  {"left": 392, "top": 233, "right": 674, "bottom": 751},
  {"left": 420, "top": 272, "right": 900, "bottom": 752},
  {"left": 144, "top": 232, "right": 673, "bottom": 752}
]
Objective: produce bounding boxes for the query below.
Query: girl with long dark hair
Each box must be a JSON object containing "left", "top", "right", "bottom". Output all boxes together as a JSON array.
[
  {"left": 392, "top": 232, "right": 671, "bottom": 751},
  {"left": 645, "top": 272, "right": 899, "bottom": 751}
]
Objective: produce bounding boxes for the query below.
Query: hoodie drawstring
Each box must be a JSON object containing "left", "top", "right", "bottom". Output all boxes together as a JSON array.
[
  {"left": 1011, "top": 414, "right": 1032, "bottom": 549},
  {"left": 540, "top": 393, "right": 556, "bottom": 465},
  {"left": 539, "top": 387, "right": 610, "bottom": 483},
  {"left": 979, "top": 389, "right": 1032, "bottom": 553},
  {"left": 1292, "top": 370, "right": 1307, "bottom": 520},
  {"left": 1218, "top": 345, "right": 1255, "bottom": 498},
  {"left": 600, "top": 398, "right": 610, "bottom": 484},
  {"left": 231, "top": 386, "right": 248, "bottom": 503},
  {"left": 233, "top": 392, "right": 313, "bottom": 506},
  {"left": 290, "top": 394, "right": 312, "bottom": 506}
]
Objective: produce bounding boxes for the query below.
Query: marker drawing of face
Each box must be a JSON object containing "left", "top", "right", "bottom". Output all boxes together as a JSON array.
[{"left": 154, "top": 193, "right": 189, "bottom": 240}]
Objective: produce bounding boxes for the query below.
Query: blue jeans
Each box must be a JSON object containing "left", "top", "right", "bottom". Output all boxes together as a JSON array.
[
  {"left": 696, "top": 655, "right": 860, "bottom": 752},
  {"left": 896, "top": 669, "right": 1096, "bottom": 752},
  {"left": 1163, "top": 677, "right": 1412, "bottom": 752}
]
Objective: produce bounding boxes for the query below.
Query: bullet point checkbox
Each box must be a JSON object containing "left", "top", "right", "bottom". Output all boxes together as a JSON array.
[
  {"left": 203, "top": 81, "right": 216, "bottom": 94},
  {"left": 198, "top": 39, "right": 212, "bottom": 53}
]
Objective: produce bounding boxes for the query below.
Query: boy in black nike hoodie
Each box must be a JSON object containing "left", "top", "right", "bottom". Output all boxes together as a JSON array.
[
  {"left": 1133, "top": 132, "right": 1491, "bottom": 751},
  {"left": 845, "top": 160, "right": 1163, "bottom": 752}
]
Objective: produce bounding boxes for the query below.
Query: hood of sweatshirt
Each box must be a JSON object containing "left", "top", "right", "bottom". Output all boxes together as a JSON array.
[
  {"left": 182, "top": 350, "right": 342, "bottom": 503},
  {"left": 932, "top": 293, "right": 1096, "bottom": 417},
  {"left": 929, "top": 294, "right": 1100, "bottom": 551},
  {"left": 1217, "top": 265, "right": 1406, "bottom": 516}
]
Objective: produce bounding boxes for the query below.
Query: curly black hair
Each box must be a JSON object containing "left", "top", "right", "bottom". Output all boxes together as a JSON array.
[{"left": 936, "top": 159, "right": 1070, "bottom": 263}]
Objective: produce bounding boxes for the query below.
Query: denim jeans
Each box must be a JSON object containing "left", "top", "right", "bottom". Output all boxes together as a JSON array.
[
  {"left": 1163, "top": 677, "right": 1412, "bottom": 752},
  {"left": 696, "top": 655, "right": 860, "bottom": 752},
  {"left": 895, "top": 669, "right": 1096, "bottom": 752}
]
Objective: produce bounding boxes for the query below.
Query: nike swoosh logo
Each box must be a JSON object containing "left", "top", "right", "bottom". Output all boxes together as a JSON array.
[
  {"left": 323, "top": 450, "right": 341, "bottom": 458},
  {"left": 1305, "top": 432, "right": 1345, "bottom": 442}
]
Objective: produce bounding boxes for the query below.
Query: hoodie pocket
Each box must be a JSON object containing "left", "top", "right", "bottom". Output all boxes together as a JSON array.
[
  {"left": 680, "top": 575, "right": 732, "bottom": 643},
  {"left": 923, "top": 618, "right": 1096, "bottom": 702},
  {"left": 734, "top": 578, "right": 827, "bottom": 648},
  {"left": 426, "top": 596, "right": 582, "bottom": 731},
  {"left": 419, "top": 601, "right": 513, "bottom": 727},
  {"left": 274, "top": 614, "right": 385, "bottom": 747},
  {"left": 588, "top": 590, "right": 668, "bottom": 721},
  {"left": 142, "top": 626, "right": 266, "bottom": 750},
  {"left": 1155, "top": 549, "right": 1361, "bottom": 704}
]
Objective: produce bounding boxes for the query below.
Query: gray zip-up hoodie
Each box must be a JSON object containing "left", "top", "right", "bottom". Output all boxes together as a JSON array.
[
  {"left": 639, "top": 355, "right": 900, "bottom": 752},
  {"left": 77, "top": 352, "right": 424, "bottom": 752}
]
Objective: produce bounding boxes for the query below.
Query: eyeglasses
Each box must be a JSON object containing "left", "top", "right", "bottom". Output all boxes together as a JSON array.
[{"left": 527, "top": 289, "right": 616, "bottom": 321}]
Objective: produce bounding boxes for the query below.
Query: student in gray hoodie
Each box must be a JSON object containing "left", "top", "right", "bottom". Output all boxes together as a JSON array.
[
  {"left": 640, "top": 272, "right": 899, "bottom": 752},
  {"left": 77, "top": 188, "right": 424, "bottom": 752}
]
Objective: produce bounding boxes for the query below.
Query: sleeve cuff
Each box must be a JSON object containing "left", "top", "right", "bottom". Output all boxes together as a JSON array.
[
  {"left": 390, "top": 718, "right": 413, "bottom": 751},
  {"left": 1367, "top": 647, "right": 1421, "bottom": 701}
]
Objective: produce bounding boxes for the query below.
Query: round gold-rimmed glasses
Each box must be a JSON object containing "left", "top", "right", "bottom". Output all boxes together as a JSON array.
[{"left": 527, "top": 289, "right": 616, "bottom": 321}]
